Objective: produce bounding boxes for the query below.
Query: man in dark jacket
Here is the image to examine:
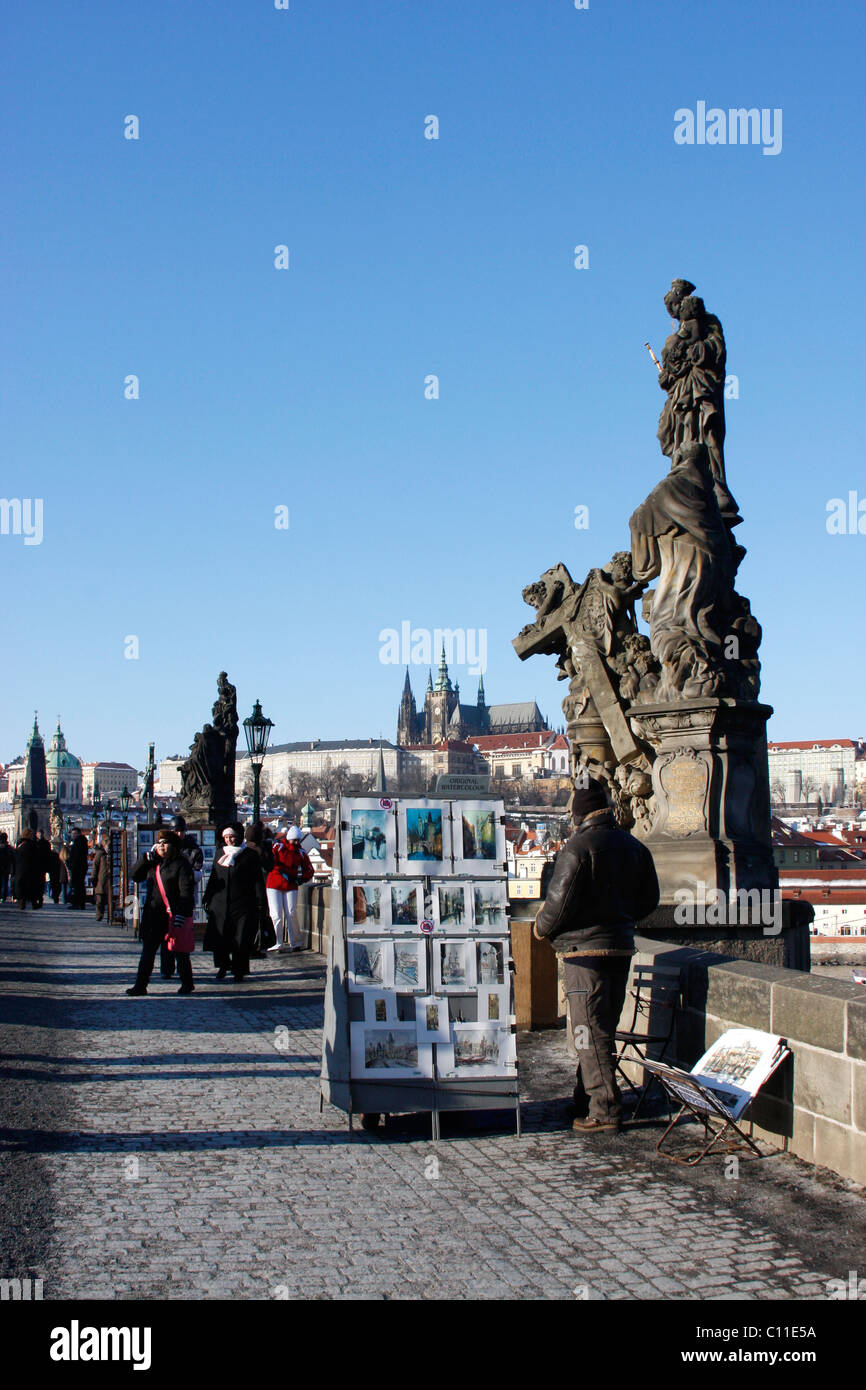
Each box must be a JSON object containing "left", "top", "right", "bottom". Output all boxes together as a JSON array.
[
  {"left": 534, "top": 778, "right": 660, "bottom": 1132},
  {"left": 67, "top": 829, "right": 90, "bottom": 910},
  {"left": 91, "top": 834, "right": 111, "bottom": 921}
]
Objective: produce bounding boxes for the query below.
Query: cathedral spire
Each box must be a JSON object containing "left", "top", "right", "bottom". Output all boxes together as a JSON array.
[
  {"left": 434, "top": 645, "right": 452, "bottom": 692},
  {"left": 426, "top": 668, "right": 433, "bottom": 694},
  {"left": 402, "top": 667, "right": 413, "bottom": 697},
  {"left": 477, "top": 675, "right": 486, "bottom": 706}
]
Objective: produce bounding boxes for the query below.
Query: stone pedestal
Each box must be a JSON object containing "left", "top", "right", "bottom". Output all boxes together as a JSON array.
[{"left": 629, "top": 697, "right": 777, "bottom": 902}]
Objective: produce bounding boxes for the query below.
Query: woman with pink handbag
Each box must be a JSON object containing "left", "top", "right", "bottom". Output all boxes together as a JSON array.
[{"left": 126, "top": 829, "right": 196, "bottom": 996}]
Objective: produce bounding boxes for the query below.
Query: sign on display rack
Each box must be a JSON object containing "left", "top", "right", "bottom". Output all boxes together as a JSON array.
[{"left": 321, "top": 796, "right": 520, "bottom": 1137}]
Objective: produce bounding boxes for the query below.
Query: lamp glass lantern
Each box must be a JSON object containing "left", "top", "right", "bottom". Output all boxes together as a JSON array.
[
  {"left": 243, "top": 700, "right": 274, "bottom": 761},
  {"left": 243, "top": 700, "right": 274, "bottom": 824}
]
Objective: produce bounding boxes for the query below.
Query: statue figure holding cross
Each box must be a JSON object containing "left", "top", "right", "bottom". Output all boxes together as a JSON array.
[{"left": 514, "top": 553, "right": 658, "bottom": 830}]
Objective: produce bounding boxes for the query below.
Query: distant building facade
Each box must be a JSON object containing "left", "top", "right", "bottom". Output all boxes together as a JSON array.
[
  {"left": 81, "top": 761, "right": 139, "bottom": 801},
  {"left": 473, "top": 731, "right": 569, "bottom": 782},
  {"left": 768, "top": 739, "right": 864, "bottom": 806},
  {"left": 235, "top": 739, "right": 409, "bottom": 798}
]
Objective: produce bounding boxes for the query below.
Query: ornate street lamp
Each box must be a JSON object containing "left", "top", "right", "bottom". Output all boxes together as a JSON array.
[
  {"left": 119, "top": 786, "right": 131, "bottom": 827},
  {"left": 103, "top": 798, "right": 113, "bottom": 830},
  {"left": 243, "top": 699, "right": 274, "bottom": 826}
]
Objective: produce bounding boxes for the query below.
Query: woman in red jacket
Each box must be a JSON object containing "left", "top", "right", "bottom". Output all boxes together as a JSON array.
[{"left": 266, "top": 826, "right": 313, "bottom": 951}]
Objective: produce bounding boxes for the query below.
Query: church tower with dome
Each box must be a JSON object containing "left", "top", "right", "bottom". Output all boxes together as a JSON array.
[{"left": 45, "top": 720, "right": 83, "bottom": 808}]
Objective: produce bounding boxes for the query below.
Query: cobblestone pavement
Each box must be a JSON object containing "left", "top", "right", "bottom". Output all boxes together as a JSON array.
[{"left": 1, "top": 905, "right": 863, "bottom": 1301}]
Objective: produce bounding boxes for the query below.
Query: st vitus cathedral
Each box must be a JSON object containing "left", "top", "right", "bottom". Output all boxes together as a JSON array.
[{"left": 397, "top": 648, "right": 548, "bottom": 746}]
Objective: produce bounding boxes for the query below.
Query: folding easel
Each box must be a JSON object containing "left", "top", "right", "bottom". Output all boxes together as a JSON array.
[{"left": 639, "top": 1058, "right": 768, "bottom": 1166}]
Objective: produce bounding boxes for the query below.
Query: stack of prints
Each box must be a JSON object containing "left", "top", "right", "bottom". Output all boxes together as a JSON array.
[{"left": 342, "top": 797, "right": 517, "bottom": 1084}]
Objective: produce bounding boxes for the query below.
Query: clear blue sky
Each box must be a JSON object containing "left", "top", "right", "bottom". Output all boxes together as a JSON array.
[{"left": 2, "top": 0, "right": 864, "bottom": 768}]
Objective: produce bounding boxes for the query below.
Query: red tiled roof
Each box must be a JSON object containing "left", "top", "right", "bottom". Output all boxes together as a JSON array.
[
  {"left": 768, "top": 740, "right": 856, "bottom": 751},
  {"left": 472, "top": 733, "right": 555, "bottom": 751},
  {"left": 782, "top": 887, "right": 866, "bottom": 903}
]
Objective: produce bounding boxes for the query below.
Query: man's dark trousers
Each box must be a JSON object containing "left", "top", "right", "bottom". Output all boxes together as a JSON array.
[{"left": 564, "top": 955, "right": 631, "bottom": 1122}]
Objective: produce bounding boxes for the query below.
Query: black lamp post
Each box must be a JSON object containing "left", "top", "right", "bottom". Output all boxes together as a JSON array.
[
  {"left": 104, "top": 798, "right": 113, "bottom": 831},
  {"left": 243, "top": 700, "right": 274, "bottom": 826}
]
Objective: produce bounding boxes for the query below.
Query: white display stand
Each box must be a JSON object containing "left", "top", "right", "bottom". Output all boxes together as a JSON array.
[{"left": 320, "top": 795, "right": 521, "bottom": 1138}]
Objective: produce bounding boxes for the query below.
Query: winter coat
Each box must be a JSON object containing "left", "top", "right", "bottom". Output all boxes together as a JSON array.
[
  {"left": 202, "top": 847, "right": 265, "bottom": 953},
  {"left": 266, "top": 840, "right": 314, "bottom": 894},
  {"left": 91, "top": 846, "right": 111, "bottom": 895},
  {"left": 13, "top": 837, "right": 43, "bottom": 903},
  {"left": 534, "top": 810, "right": 660, "bottom": 956},
  {"left": 130, "top": 853, "right": 195, "bottom": 946},
  {"left": 68, "top": 835, "right": 90, "bottom": 878}
]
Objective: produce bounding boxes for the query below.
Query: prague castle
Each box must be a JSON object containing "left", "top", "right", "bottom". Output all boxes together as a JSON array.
[{"left": 397, "top": 649, "right": 548, "bottom": 747}]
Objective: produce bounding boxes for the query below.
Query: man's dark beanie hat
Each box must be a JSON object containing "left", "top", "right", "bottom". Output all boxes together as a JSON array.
[{"left": 571, "top": 778, "right": 609, "bottom": 822}]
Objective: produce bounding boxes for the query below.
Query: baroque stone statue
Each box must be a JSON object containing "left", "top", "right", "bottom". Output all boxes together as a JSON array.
[
  {"left": 179, "top": 672, "right": 239, "bottom": 828},
  {"left": 514, "top": 553, "right": 658, "bottom": 830},
  {"left": 656, "top": 279, "right": 740, "bottom": 529},
  {"left": 514, "top": 279, "right": 764, "bottom": 842}
]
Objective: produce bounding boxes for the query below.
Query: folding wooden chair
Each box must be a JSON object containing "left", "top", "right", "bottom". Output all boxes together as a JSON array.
[
  {"left": 615, "top": 963, "right": 682, "bottom": 1117},
  {"left": 639, "top": 1058, "right": 766, "bottom": 1165}
]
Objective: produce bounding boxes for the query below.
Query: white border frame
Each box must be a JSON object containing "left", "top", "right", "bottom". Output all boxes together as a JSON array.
[
  {"left": 341, "top": 798, "right": 397, "bottom": 878},
  {"left": 433, "top": 938, "right": 477, "bottom": 994},
  {"left": 361, "top": 988, "right": 399, "bottom": 1024},
  {"left": 438, "top": 1022, "right": 517, "bottom": 1078},
  {"left": 397, "top": 799, "right": 453, "bottom": 876},
  {"left": 432, "top": 882, "right": 472, "bottom": 935},
  {"left": 478, "top": 984, "right": 511, "bottom": 1024},
  {"left": 452, "top": 800, "right": 506, "bottom": 876},
  {"left": 389, "top": 880, "right": 426, "bottom": 934},
  {"left": 347, "top": 938, "right": 394, "bottom": 992},
  {"left": 346, "top": 880, "right": 391, "bottom": 935},
  {"left": 350, "top": 1021, "right": 432, "bottom": 1080},
  {"left": 392, "top": 938, "right": 428, "bottom": 993},
  {"left": 415, "top": 995, "right": 451, "bottom": 1043},
  {"left": 475, "top": 938, "right": 509, "bottom": 987},
  {"left": 470, "top": 880, "right": 509, "bottom": 935}
]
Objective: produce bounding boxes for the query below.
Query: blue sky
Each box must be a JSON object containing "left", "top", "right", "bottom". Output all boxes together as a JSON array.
[{"left": 2, "top": 0, "right": 864, "bottom": 767}]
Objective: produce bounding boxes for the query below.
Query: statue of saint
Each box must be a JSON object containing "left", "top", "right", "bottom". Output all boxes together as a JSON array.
[
  {"left": 630, "top": 442, "right": 735, "bottom": 699},
  {"left": 656, "top": 280, "right": 740, "bottom": 528},
  {"left": 179, "top": 675, "right": 240, "bottom": 826}
]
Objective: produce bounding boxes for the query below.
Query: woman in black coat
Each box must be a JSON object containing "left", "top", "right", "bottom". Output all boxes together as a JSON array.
[
  {"left": 14, "top": 830, "right": 43, "bottom": 910},
  {"left": 126, "top": 829, "right": 195, "bottom": 996},
  {"left": 203, "top": 823, "right": 266, "bottom": 981}
]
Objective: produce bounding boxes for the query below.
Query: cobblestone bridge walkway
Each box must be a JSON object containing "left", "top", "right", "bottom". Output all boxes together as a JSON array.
[{"left": 1, "top": 905, "right": 863, "bottom": 1301}]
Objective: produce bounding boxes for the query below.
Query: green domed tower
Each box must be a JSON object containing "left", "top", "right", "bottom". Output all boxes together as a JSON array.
[{"left": 46, "top": 720, "right": 82, "bottom": 807}]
